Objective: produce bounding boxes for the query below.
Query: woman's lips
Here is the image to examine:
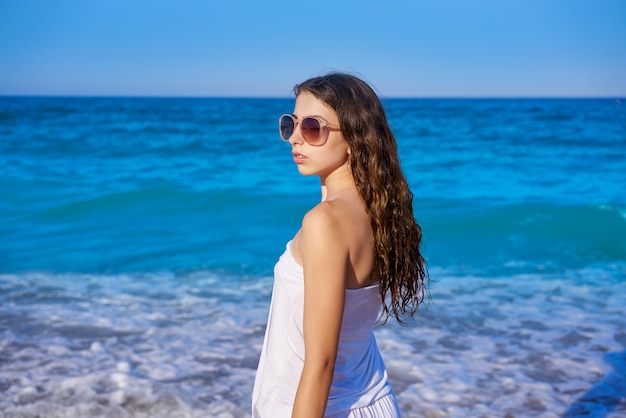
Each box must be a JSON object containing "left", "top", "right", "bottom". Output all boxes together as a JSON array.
[{"left": 292, "top": 152, "right": 307, "bottom": 164}]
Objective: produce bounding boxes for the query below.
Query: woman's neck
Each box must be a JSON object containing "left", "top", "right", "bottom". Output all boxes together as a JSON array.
[{"left": 319, "top": 168, "right": 357, "bottom": 202}]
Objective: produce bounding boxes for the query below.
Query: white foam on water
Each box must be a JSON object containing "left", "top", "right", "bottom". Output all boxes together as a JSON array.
[
  {"left": 381, "top": 268, "right": 626, "bottom": 417},
  {"left": 0, "top": 268, "right": 625, "bottom": 417}
]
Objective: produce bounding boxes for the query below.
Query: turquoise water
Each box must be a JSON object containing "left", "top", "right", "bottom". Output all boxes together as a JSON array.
[
  {"left": 1, "top": 97, "right": 625, "bottom": 416},
  {"left": 2, "top": 97, "right": 625, "bottom": 275}
]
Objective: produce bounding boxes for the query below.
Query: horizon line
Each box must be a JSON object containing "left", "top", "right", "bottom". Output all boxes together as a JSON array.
[{"left": 1, "top": 94, "right": 624, "bottom": 100}]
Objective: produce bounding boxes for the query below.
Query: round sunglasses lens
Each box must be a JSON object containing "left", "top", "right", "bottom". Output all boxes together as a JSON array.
[
  {"left": 301, "top": 117, "right": 322, "bottom": 144},
  {"left": 279, "top": 116, "right": 294, "bottom": 141}
]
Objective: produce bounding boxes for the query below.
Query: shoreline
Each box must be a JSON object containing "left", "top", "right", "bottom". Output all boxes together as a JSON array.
[{"left": 1, "top": 269, "right": 624, "bottom": 417}]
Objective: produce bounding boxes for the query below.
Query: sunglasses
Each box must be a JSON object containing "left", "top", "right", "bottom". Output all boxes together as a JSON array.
[{"left": 278, "top": 114, "right": 340, "bottom": 146}]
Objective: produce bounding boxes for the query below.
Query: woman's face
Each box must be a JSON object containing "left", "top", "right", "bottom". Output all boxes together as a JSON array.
[{"left": 288, "top": 92, "right": 351, "bottom": 180}]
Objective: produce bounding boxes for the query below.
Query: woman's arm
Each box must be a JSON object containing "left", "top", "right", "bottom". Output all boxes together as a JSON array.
[{"left": 292, "top": 203, "right": 348, "bottom": 418}]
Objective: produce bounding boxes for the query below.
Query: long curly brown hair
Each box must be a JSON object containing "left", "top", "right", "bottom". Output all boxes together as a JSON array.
[{"left": 295, "top": 72, "right": 428, "bottom": 323}]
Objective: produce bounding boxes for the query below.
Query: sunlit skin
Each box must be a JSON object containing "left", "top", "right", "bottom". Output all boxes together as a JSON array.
[
  {"left": 287, "top": 93, "right": 349, "bottom": 182},
  {"left": 287, "top": 92, "right": 378, "bottom": 417}
]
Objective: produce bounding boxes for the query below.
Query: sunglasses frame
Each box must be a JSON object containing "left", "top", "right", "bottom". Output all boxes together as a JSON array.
[{"left": 278, "top": 114, "right": 340, "bottom": 146}]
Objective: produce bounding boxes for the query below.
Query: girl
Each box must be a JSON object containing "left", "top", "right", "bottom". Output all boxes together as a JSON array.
[{"left": 252, "top": 73, "right": 428, "bottom": 417}]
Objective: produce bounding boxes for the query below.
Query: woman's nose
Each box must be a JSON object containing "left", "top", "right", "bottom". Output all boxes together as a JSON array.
[{"left": 288, "top": 123, "right": 305, "bottom": 145}]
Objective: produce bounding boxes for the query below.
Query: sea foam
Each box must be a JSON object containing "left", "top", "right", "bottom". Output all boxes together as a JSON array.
[{"left": 1, "top": 268, "right": 625, "bottom": 417}]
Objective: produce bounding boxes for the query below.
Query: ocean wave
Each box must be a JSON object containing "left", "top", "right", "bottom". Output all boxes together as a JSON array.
[
  {"left": 421, "top": 201, "right": 626, "bottom": 274},
  {"left": 1, "top": 268, "right": 624, "bottom": 417}
]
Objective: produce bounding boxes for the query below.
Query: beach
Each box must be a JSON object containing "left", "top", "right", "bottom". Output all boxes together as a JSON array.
[
  {"left": 1, "top": 97, "right": 625, "bottom": 417},
  {"left": 1, "top": 269, "right": 625, "bottom": 417}
]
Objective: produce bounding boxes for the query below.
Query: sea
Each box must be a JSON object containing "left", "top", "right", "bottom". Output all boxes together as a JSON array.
[{"left": 1, "top": 96, "right": 625, "bottom": 418}]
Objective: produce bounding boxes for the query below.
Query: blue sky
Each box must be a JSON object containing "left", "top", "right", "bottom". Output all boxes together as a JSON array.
[{"left": 1, "top": 0, "right": 624, "bottom": 97}]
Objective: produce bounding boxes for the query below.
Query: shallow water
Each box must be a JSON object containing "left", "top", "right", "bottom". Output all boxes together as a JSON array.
[{"left": 1, "top": 268, "right": 624, "bottom": 417}]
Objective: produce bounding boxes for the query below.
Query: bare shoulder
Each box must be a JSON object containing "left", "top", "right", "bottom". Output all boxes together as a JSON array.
[
  {"left": 291, "top": 202, "right": 346, "bottom": 265},
  {"left": 302, "top": 201, "right": 343, "bottom": 232},
  {"left": 292, "top": 194, "right": 373, "bottom": 283},
  {"left": 296, "top": 201, "right": 352, "bottom": 289}
]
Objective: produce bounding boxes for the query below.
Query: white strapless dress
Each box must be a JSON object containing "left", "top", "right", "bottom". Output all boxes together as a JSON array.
[{"left": 252, "top": 242, "right": 400, "bottom": 417}]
